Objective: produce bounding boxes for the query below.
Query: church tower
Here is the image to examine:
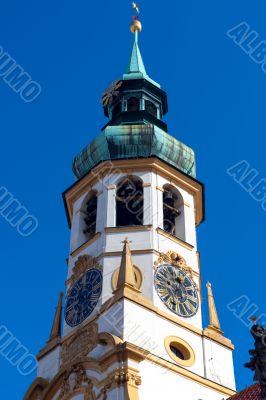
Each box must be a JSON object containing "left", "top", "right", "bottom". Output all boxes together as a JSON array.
[{"left": 25, "top": 13, "right": 237, "bottom": 400}]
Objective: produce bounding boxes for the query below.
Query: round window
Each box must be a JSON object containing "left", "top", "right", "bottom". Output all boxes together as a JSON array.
[
  {"left": 170, "top": 344, "right": 185, "bottom": 360},
  {"left": 165, "top": 336, "right": 195, "bottom": 367}
]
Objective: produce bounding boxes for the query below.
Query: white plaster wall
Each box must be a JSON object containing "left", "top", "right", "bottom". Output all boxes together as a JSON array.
[
  {"left": 122, "top": 300, "right": 205, "bottom": 376},
  {"left": 68, "top": 237, "right": 104, "bottom": 276},
  {"left": 98, "top": 302, "right": 125, "bottom": 338},
  {"left": 61, "top": 168, "right": 236, "bottom": 391},
  {"left": 156, "top": 234, "right": 199, "bottom": 272},
  {"left": 138, "top": 360, "right": 233, "bottom": 400},
  {"left": 105, "top": 230, "right": 153, "bottom": 253},
  {"left": 203, "top": 338, "right": 236, "bottom": 390},
  {"left": 37, "top": 346, "right": 61, "bottom": 381},
  {"left": 96, "top": 300, "right": 234, "bottom": 390}
]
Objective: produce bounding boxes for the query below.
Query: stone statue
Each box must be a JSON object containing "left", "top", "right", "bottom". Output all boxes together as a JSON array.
[{"left": 245, "top": 324, "right": 266, "bottom": 399}]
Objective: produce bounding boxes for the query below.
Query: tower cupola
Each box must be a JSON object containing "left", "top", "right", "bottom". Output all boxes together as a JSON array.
[{"left": 102, "top": 17, "right": 168, "bottom": 132}]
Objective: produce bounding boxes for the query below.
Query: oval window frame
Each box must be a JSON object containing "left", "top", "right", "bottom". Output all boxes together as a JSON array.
[{"left": 164, "top": 336, "right": 195, "bottom": 367}]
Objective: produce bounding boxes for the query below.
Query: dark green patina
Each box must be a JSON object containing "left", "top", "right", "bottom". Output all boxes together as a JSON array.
[
  {"left": 72, "top": 30, "right": 196, "bottom": 180},
  {"left": 73, "top": 125, "right": 196, "bottom": 179}
]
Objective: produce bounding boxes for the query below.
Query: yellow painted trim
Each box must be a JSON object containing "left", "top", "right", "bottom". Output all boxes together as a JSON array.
[
  {"left": 101, "top": 342, "right": 235, "bottom": 397},
  {"left": 64, "top": 158, "right": 204, "bottom": 227},
  {"left": 39, "top": 293, "right": 233, "bottom": 364},
  {"left": 111, "top": 291, "right": 234, "bottom": 350},
  {"left": 57, "top": 289, "right": 234, "bottom": 353},
  {"left": 203, "top": 328, "right": 234, "bottom": 349},
  {"left": 164, "top": 336, "right": 195, "bottom": 367},
  {"left": 70, "top": 233, "right": 101, "bottom": 258},
  {"left": 24, "top": 377, "right": 49, "bottom": 400},
  {"left": 105, "top": 225, "right": 152, "bottom": 233},
  {"left": 156, "top": 227, "right": 194, "bottom": 250}
]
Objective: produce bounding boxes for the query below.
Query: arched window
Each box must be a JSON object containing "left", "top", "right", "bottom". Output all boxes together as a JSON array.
[
  {"left": 163, "top": 185, "right": 184, "bottom": 239},
  {"left": 127, "top": 97, "right": 139, "bottom": 112},
  {"left": 83, "top": 192, "right": 98, "bottom": 239},
  {"left": 112, "top": 102, "right": 121, "bottom": 118},
  {"left": 116, "top": 177, "right": 143, "bottom": 226},
  {"left": 145, "top": 100, "right": 157, "bottom": 118}
]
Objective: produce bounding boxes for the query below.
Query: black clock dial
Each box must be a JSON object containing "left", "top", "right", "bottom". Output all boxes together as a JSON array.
[
  {"left": 65, "top": 268, "right": 102, "bottom": 327},
  {"left": 154, "top": 264, "right": 199, "bottom": 318}
]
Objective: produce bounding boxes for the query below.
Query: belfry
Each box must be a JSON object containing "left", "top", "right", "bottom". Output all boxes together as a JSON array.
[{"left": 25, "top": 10, "right": 237, "bottom": 400}]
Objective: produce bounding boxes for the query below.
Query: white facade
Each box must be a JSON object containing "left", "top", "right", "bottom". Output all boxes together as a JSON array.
[{"left": 28, "top": 165, "right": 236, "bottom": 400}]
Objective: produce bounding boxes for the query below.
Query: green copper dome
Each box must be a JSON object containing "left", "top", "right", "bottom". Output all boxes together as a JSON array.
[
  {"left": 73, "top": 22, "right": 196, "bottom": 181},
  {"left": 73, "top": 125, "right": 196, "bottom": 179}
]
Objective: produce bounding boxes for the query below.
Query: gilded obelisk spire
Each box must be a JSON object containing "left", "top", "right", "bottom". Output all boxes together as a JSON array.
[
  {"left": 116, "top": 238, "right": 137, "bottom": 290},
  {"left": 48, "top": 292, "right": 63, "bottom": 343},
  {"left": 206, "top": 282, "right": 223, "bottom": 334}
]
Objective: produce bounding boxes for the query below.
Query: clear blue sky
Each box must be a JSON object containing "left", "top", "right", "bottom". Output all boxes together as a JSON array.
[{"left": 0, "top": 0, "right": 265, "bottom": 397}]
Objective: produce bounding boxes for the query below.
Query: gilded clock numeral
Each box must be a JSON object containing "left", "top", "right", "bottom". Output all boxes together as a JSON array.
[
  {"left": 186, "top": 294, "right": 197, "bottom": 302},
  {"left": 155, "top": 264, "right": 199, "bottom": 319}
]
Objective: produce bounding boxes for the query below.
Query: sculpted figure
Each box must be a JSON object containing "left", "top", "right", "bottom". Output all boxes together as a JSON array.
[{"left": 245, "top": 324, "right": 266, "bottom": 399}]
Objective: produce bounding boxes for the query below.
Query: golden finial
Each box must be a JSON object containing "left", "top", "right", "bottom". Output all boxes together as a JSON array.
[
  {"left": 131, "top": 2, "right": 142, "bottom": 34},
  {"left": 131, "top": 18, "right": 142, "bottom": 34}
]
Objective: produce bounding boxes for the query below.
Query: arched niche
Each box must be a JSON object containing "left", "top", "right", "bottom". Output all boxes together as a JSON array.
[
  {"left": 163, "top": 184, "right": 185, "bottom": 241},
  {"left": 116, "top": 176, "right": 144, "bottom": 227}
]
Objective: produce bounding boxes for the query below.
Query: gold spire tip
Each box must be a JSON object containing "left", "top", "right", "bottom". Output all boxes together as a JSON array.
[
  {"left": 122, "top": 237, "right": 132, "bottom": 244},
  {"left": 131, "top": 2, "right": 142, "bottom": 33},
  {"left": 131, "top": 18, "right": 142, "bottom": 33}
]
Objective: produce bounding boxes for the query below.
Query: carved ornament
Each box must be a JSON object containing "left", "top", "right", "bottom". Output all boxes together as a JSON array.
[
  {"left": 67, "top": 255, "right": 100, "bottom": 285},
  {"left": 58, "top": 364, "right": 96, "bottom": 400},
  {"left": 61, "top": 323, "right": 98, "bottom": 366},
  {"left": 154, "top": 250, "right": 198, "bottom": 289}
]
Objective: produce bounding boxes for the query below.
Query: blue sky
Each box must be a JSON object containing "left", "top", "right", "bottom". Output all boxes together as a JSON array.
[{"left": 0, "top": 0, "right": 266, "bottom": 397}]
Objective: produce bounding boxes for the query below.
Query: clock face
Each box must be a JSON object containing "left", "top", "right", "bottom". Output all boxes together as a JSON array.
[
  {"left": 65, "top": 268, "right": 102, "bottom": 327},
  {"left": 154, "top": 264, "right": 199, "bottom": 318}
]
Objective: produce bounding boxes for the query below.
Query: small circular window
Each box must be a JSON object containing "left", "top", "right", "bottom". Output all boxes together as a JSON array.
[{"left": 165, "top": 336, "right": 195, "bottom": 367}]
